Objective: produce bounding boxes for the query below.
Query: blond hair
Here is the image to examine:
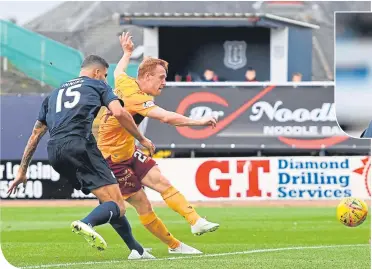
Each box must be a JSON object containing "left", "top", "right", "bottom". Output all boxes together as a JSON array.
[{"left": 138, "top": 57, "right": 168, "bottom": 78}]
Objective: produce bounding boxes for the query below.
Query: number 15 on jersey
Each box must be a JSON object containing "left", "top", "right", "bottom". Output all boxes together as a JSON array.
[{"left": 56, "top": 84, "right": 82, "bottom": 113}]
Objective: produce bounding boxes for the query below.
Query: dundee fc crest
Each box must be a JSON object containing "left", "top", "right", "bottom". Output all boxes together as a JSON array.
[{"left": 223, "top": 41, "right": 247, "bottom": 70}]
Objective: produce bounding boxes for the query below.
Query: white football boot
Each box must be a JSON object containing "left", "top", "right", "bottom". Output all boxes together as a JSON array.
[
  {"left": 71, "top": 220, "right": 107, "bottom": 251},
  {"left": 191, "top": 217, "right": 220, "bottom": 236},
  {"left": 168, "top": 242, "right": 203, "bottom": 254},
  {"left": 128, "top": 249, "right": 156, "bottom": 260}
]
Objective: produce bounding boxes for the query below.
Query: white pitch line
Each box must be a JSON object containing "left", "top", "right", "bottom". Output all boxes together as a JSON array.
[{"left": 20, "top": 244, "right": 368, "bottom": 269}]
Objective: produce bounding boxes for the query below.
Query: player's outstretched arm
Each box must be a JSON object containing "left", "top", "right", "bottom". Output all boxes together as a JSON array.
[
  {"left": 108, "top": 100, "right": 156, "bottom": 156},
  {"left": 7, "top": 120, "right": 48, "bottom": 194},
  {"left": 147, "top": 106, "right": 217, "bottom": 128},
  {"left": 114, "top": 32, "right": 134, "bottom": 78}
]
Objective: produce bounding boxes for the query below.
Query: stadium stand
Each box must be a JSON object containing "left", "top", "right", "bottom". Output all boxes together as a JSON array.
[
  {"left": 23, "top": 1, "right": 370, "bottom": 82},
  {"left": 0, "top": 58, "right": 52, "bottom": 93},
  {"left": 1, "top": 1, "right": 369, "bottom": 91}
]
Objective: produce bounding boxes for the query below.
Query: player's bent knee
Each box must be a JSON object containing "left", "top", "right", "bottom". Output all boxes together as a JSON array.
[
  {"left": 112, "top": 201, "right": 126, "bottom": 216},
  {"left": 155, "top": 174, "right": 172, "bottom": 193},
  {"left": 139, "top": 197, "right": 153, "bottom": 215},
  {"left": 91, "top": 185, "right": 111, "bottom": 202},
  {"left": 113, "top": 199, "right": 126, "bottom": 216},
  {"left": 128, "top": 190, "right": 153, "bottom": 215},
  {"left": 119, "top": 206, "right": 126, "bottom": 217},
  {"left": 133, "top": 201, "right": 153, "bottom": 215},
  {"left": 96, "top": 184, "right": 127, "bottom": 216},
  {"left": 143, "top": 167, "right": 172, "bottom": 193},
  {"left": 159, "top": 175, "right": 172, "bottom": 188}
]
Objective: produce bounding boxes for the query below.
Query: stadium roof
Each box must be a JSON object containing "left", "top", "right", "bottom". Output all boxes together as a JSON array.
[
  {"left": 23, "top": 1, "right": 371, "bottom": 81},
  {"left": 25, "top": 1, "right": 310, "bottom": 32},
  {"left": 118, "top": 13, "right": 319, "bottom": 29}
]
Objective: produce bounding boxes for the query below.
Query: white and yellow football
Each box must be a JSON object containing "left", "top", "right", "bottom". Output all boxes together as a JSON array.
[{"left": 337, "top": 197, "right": 368, "bottom": 227}]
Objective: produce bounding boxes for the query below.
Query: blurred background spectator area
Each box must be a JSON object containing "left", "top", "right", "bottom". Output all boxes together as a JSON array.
[{"left": 1, "top": 1, "right": 370, "bottom": 93}]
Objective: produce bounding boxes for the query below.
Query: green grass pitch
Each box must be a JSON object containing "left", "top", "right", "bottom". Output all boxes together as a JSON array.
[{"left": 1, "top": 206, "right": 370, "bottom": 269}]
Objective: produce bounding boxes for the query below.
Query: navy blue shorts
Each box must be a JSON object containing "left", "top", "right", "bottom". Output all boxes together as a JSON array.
[{"left": 47, "top": 135, "right": 117, "bottom": 195}]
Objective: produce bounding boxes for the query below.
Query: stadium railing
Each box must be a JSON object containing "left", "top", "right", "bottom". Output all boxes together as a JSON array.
[
  {"left": 0, "top": 20, "right": 139, "bottom": 89},
  {"left": 0, "top": 20, "right": 84, "bottom": 88}
]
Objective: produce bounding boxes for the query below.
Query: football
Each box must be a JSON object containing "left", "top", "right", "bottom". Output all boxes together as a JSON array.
[{"left": 336, "top": 197, "right": 368, "bottom": 227}]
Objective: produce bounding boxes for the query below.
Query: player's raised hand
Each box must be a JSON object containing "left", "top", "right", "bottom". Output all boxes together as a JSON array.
[
  {"left": 119, "top": 32, "right": 134, "bottom": 54},
  {"left": 7, "top": 173, "right": 27, "bottom": 195},
  {"left": 139, "top": 137, "right": 156, "bottom": 157},
  {"left": 199, "top": 116, "right": 218, "bottom": 128}
]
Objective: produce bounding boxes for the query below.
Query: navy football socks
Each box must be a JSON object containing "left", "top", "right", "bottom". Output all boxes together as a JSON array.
[
  {"left": 81, "top": 201, "right": 120, "bottom": 227},
  {"left": 110, "top": 215, "right": 144, "bottom": 255},
  {"left": 82, "top": 200, "right": 144, "bottom": 254}
]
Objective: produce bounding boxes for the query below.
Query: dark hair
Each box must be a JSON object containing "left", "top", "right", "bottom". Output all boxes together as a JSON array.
[
  {"left": 293, "top": 72, "right": 302, "bottom": 76},
  {"left": 81, "top": 55, "right": 109, "bottom": 69},
  {"left": 247, "top": 67, "right": 255, "bottom": 71}
]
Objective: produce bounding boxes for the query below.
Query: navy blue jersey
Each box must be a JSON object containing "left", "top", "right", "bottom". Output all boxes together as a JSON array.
[{"left": 38, "top": 76, "right": 120, "bottom": 140}]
